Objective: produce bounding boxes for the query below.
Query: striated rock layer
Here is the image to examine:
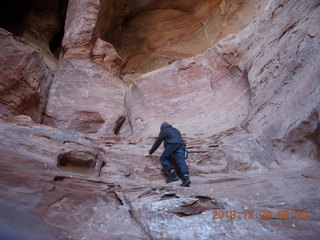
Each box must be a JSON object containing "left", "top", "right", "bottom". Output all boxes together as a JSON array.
[
  {"left": 125, "top": 0, "right": 320, "bottom": 167},
  {"left": 0, "top": 116, "right": 319, "bottom": 239},
  {"left": 99, "top": 0, "right": 269, "bottom": 74},
  {"left": 0, "top": 28, "right": 53, "bottom": 122},
  {"left": 0, "top": 0, "right": 319, "bottom": 239},
  {"left": 44, "top": 0, "right": 126, "bottom": 135},
  {"left": 124, "top": 47, "right": 251, "bottom": 138}
]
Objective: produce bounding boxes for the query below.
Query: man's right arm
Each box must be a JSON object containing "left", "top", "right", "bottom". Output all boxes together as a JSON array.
[{"left": 149, "top": 130, "right": 166, "bottom": 154}]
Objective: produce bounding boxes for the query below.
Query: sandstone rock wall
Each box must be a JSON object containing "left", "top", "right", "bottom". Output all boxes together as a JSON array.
[
  {"left": 0, "top": 28, "right": 53, "bottom": 122},
  {"left": 99, "top": 0, "right": 269, "bottom": 74},
  {"left": 0, "top": 0, "right": 319, "bottom": 239},
  {"left": 44, "top": 0, "right": 126, "bottom": 135},
  {"left": 217, "top": 0, "right": 320, "bottom": 164},
  {"left": 124, "top": 47, "right": 251, "bottom": 138},
  {"left": 125, "top": 0, "right": 320, "bottom": 167}
]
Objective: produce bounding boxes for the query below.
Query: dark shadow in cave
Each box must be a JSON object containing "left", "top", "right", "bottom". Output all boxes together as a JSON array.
[
  {"left": 49, "top": 0, "right": 69, "bottom": 58},
  {"left": 0, "top": 0, "right": 31, "bottom": 36},
  {"left": 0, "top": 0, "right": 69, "bottom": 59},
  {"left": 114, "top": 116, "right": 126, "bottom": 135}
]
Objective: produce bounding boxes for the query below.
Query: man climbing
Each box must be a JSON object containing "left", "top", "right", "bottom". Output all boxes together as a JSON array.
[{"left": 148, "top": 122, "right": 191, "bottom": 187}]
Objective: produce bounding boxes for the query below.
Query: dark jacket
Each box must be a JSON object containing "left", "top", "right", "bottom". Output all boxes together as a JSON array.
[{"left": 149, "top": 122, "right": 185, "bottom": 154}]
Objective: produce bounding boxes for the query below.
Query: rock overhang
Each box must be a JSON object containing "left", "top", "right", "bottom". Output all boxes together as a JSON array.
[{"left": 97, "top": 0, "right": 270, "bottom": 75}]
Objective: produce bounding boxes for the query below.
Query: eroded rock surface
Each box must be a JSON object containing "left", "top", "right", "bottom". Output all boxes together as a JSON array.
[
  {"left": 217, "top": 0, "right": 320, "bottom": 165},
  {"left": 0, "top": 0, "right": 68, "bottom": 72},
  {"left": 124, "top": 47, "right": 251, "bottom": 139},
  {"left": 0, "top": 118, "right": 319, "bottom": 239},
  {"left": 0, "top": 0, "right": 319, "bottom": 239},
  {"left": 44, "top": 0, "right": 126, "bottom": 135},
  {"left": 125, "top": 0, "right": 320, "bottom": 167},
  {"left": 0, "top": 28, "right": 53, "bottom": 122},
  {"left": 99, "top": 0, "right": 269, "bottom": 74}
]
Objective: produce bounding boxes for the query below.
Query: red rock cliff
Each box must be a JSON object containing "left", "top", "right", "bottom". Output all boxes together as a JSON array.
[{"left": 0, "top": 0, "right": 319, "bottom": 239}]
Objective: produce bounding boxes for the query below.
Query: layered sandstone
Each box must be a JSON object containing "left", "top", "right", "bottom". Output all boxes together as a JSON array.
[
  {"left": 0, "top": 29, "right": 52, "bottom": 122},
  {"left": 99, "top": 0, "right": 269, "bottom": 74},
  {"left": 44, "top": 0, "right": 126, "bottom": 135},
  {"left": 0, "top": 0, "right": 319, "bottom": 239},
  {"left": 125, "top": 0, "right": 320, "bottom": 167}
]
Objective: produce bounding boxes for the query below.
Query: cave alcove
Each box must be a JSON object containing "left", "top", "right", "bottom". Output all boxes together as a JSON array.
[
  {"left": 97, "top": 0, "right": 269, "bottom": 75},
  {"left": 0, "top": 0, "right": 69, "bottom": 72}
]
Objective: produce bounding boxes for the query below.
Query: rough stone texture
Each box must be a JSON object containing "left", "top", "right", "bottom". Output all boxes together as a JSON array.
[
  {"left": 99, "top": 0, "right": 269, "bottom": 74},
  {"left": 0, "top": 0, "right": 68, "bottom": 72},
  {"left": 216, "top": 0, "right": 320, "bottom": 165},
  {"left": 0, "top": 0, "right": 320, "bottom": 239},
  {"left": 0, "top": 119, "right": 147, "bottom": 239},
  {"left": 62, "top": 0, "right": 100, "bottom": 58},
  {"left": 91, "top": 38, "right": 122, "bottom": 76},
  {"left": 0, "top": 118, "right": 319, "bottom": 239},
  {"left": 125, "top": 0, "right": 320, "bottom": 166},
  {"left": 0, "top": 28, "right": 53, "bottom": 122},
  {"left": 44, "top": 0, "right": 126, "bottom": 135},
  {"left": 125, "top": 47, "right": 251, "bottom": 139},
  {"left": 44, "top": 57, "right": 126, "bottom": 134}
]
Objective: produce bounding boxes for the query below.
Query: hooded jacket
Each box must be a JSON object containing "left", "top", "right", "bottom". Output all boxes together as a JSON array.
[{"left": 149, "top": 122, "right": 185, "bottom": 154}]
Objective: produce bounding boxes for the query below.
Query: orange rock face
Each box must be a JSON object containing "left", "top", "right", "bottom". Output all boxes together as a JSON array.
[
  {"left": 100, "top": 0, "right": 269, "bottom": 74},
  {"left": 0, "top": 0, "right": 319, "bottom": 239}
]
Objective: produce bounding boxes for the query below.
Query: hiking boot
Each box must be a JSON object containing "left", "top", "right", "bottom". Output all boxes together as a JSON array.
[
  {"left": 165, "top": 170, "right": 179, "bottom": 183},
  {"left": 180, "top": 174, "right": 191, "bottom": 187}
]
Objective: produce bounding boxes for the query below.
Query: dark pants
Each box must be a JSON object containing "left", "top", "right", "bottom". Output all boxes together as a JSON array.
[{"left": 160, "top": 143, "right": 189, "bottom": 176}]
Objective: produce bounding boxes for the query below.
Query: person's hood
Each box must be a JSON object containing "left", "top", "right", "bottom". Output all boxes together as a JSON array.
[{"left": 160, "top": 122, "right": 171, "bottom": 129}]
